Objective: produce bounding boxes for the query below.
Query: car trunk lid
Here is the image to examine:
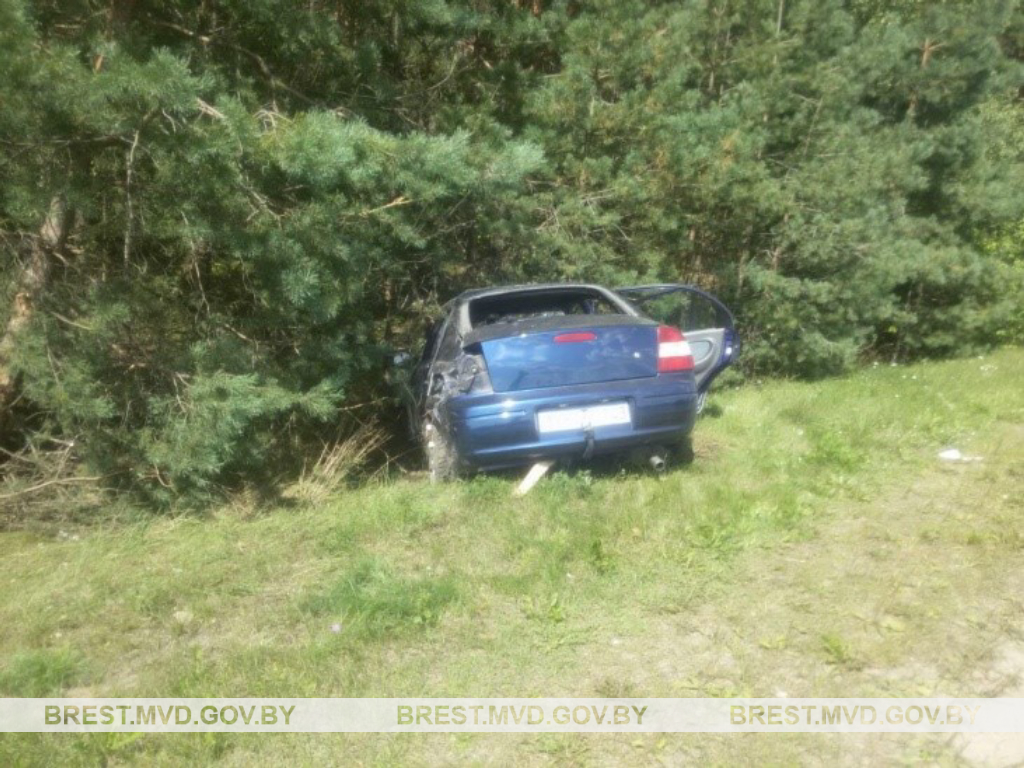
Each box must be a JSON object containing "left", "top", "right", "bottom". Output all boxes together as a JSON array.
[{"left": 464, "top": 315, "right": 659, "bottom": 393}]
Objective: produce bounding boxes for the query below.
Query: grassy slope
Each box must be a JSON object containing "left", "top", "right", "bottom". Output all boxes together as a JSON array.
[{"left": 1, "top": 348, "right": 1023, "bottom": 765}]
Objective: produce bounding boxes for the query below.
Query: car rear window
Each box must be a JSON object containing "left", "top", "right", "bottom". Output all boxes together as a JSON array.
[{"left": 468, "top": 289, "right": 623, "bottom": 328}]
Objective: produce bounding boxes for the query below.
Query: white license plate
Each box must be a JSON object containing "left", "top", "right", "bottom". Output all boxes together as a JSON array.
[{"left": 537, "top": 402, "right": 631, "bottom": 434}]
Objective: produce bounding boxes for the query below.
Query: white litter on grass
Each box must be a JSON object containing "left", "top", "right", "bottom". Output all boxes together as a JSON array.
[{"left": 938, "top": 448, "right": 982, "bottom": 463}]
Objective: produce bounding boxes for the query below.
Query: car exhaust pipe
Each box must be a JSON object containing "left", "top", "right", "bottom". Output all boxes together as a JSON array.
[{"left": 649, "top": 451, "right": 667, "bottom": 474}]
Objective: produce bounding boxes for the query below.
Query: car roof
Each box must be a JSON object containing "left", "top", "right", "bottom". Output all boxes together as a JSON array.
[
  {"left": 452, "top": 283, "right": 613, "bottom": 303},
  {"left": 447, "top": 283, "right": 639, "bottom": 334}
]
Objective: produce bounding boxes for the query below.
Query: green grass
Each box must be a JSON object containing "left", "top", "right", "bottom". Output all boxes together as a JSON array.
[
  {"left": 301, "top": 558, "right": 460, "bottom": 640},
  {"left": 1, "top": 348, "right": 1023, "bottom": 765},
  {"left": 0, "top": 648, "right": 87, "bottom": 697}
]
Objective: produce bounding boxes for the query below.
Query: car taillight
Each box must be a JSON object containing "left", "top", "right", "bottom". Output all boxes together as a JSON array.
[
  {"left": 657, "top": 325, "right": 695, "bottom": 372},
  {"left": 458, "top": 352, "right": 493, "bottom": 394}
]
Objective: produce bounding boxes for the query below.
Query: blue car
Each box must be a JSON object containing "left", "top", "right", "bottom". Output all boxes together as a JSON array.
[{"left": 403, "top": 283, "right": 739, "bottom": 480}]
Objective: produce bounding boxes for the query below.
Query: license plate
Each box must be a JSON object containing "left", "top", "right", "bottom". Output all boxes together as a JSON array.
[{"left": 537, "top": 402, "right": 631, "bottom": 434}]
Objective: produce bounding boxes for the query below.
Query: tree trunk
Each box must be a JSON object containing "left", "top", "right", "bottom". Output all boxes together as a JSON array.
[{"left": 0, "top": 196, "right": 71, "bottom": 414}]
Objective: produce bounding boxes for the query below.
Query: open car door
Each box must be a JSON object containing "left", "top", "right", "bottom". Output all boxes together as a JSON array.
[{"left": 616, "top": 284, "right": 739, "bottom": 401}]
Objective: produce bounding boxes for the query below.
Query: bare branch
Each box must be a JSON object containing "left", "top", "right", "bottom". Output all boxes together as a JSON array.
[
  {"left": 0, "top": 475, "right": 104, "bottom": 501},
  {"left": 123, "top": 129, "right": 140, "bottom": 265}
]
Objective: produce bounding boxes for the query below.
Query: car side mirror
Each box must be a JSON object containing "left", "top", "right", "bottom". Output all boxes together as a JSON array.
[{"left": 392, "top": 350, "right": 413, "bottom": 367}]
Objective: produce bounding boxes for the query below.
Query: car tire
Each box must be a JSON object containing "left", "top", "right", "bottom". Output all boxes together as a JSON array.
[
  {"left": 695, "top": 390, "right": 708, "bottom": 415},
  {"left": 424, "top": 419, "right": 459, "bottom": 483}
]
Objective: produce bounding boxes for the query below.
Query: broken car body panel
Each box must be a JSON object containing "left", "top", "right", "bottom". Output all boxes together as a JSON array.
[{"left": 409, "top": 283, "right": 738, "bottom": 475}]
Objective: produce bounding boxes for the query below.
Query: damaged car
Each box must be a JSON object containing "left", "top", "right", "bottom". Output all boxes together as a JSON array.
[{"left": 397, "top": 283, "right": 739, "bottom": 481}]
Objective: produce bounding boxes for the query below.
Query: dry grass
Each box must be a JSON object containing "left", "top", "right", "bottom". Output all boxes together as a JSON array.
[{"left": 285, "top": 419, "right": 388, "bottom": 505}]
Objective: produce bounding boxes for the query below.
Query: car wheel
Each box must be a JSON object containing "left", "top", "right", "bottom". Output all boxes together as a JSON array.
[
  {"left": 424, "top": 419, "right": 459, "bottom": 483},
  {"left": 695, "top": 390, "right": 708, "bottom": 415}
]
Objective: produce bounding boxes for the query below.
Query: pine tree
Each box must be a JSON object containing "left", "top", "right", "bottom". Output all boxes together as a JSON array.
[{"left": 1, "top": 0, "right": 1021, "bottom": 507}]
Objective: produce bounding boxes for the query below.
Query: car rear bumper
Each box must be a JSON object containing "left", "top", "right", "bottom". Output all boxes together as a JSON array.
[{"left": 445, "top": 373, "right": 697, "bottom": 470}]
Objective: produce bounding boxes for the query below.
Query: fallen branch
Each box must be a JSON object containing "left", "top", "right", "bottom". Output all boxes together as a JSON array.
[{"left": 0, "top": 475, "right": 104, "bottom": 501}]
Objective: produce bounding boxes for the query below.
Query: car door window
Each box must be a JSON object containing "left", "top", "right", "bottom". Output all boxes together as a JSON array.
[
  {"left": 420, "top": 321, "right": 441, "bottom": 365},
  {"left": 637, "top": 292, "right": 725, "bottom": 333},
  {"left": 617, "top": 285, "right": 733, "bottom": 330},
  {"left": 435, "top": 317, "right": 462, "bottom": 361}
]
